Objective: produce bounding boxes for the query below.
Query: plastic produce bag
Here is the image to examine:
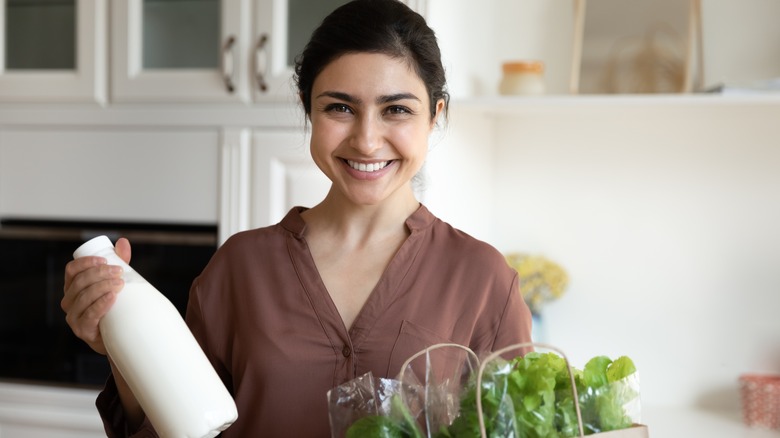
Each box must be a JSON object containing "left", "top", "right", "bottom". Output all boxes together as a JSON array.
[
  {"left": 328, "top": 343, "right": 480, "bottom": 438},
  {"left": 441, "top": 342, "right": 645, "bottom": 438},
  {"left": 327, "top": 371, "right": 425, "bottom": 438},
  {"left": 329, "top": 343, "right": 645, "bottom": 438},
  {"left": 397, "top": 343, "right": 481, "bottom": 436}
]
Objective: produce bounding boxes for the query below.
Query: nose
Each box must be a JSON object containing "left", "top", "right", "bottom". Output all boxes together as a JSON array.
[{"left": 350, "top": 113, "right": 383, "bottom": 155}]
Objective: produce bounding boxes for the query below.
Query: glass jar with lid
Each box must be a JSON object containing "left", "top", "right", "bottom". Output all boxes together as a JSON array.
[{"left": 499, "top": 61, "right": 546, "bottom": 95}]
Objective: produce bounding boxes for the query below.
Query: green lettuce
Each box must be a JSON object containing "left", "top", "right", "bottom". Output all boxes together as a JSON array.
[
  {"left": 345, "top": 394, "right": 424, "bottom": 438},
  {"left": 347, "top": 354, "right": 638, "bottom": 437},
  {"left": 439, "top": 353, "right": 638, "bottom": 437}
]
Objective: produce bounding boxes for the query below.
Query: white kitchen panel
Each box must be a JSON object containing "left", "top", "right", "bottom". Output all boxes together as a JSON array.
[
  {"left": 0, "top": 128, "right": 219, "bottom": 224},
  {"left": 250, "top": 129, "right": 330, "bottom": 228},
  {"left": 271, "top": 158, "right": 330, "bottom": 219},
  {"left": 0, "top": 0, "right": 108, "bottom": 103},
  {"left": 0, "top": 382, "right": 103, "bottom": 438}
]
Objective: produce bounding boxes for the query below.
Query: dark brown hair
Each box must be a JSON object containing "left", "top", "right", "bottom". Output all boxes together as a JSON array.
[{"left": 294, "top": 0, "right": 449, "bottom": 120}]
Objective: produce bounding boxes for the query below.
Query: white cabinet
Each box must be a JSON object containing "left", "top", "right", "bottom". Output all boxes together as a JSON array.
[
  {"left": 249, "top": 129, "right": 330, "bottom": 228},
  {"left": 1, "top": 0, "right": 429, "bottom": 104},
  {"left": 111, "top": 0, "right": 252, "bottom": 103},
  {"left": 113, "top": 0, "right": 367, "bottom": 103},
  {"left": 0, "top": 0, "right": 107, "bottom": 103},
  {"left": 217, "top": 127, "right": 330, "bottom": 242},
  {"left": 0, "top": 128, "right": 220, "bottom": 224}
]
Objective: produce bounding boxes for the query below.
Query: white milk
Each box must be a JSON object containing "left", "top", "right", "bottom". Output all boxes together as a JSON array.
[{"left": 73, "top": 235, "right": 237, "bottom": 438}]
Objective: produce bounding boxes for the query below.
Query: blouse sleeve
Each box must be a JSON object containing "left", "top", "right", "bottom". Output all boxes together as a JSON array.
[
  {"left": 490, "top": 272, "right": 534, "bottom": 355},
  {"left": 95, "top": 374, "right": 158, "bottom": 437}
]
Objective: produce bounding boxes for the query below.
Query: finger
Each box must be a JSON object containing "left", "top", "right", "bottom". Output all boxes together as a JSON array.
[
  {"left": 63, "top": 256, "right": 107, "bottom": 292},
  {"left": 115, "top": 237, "right": 132, "bottom": 264},
  {"left": 62, "top": 264, "right": 123, "bottom": 312},
  {"left": 65, "top": 278, "right": 122, "bottom": 346},
  {"left": 65, "top": 289, "right": 112, "bottom": 339}
]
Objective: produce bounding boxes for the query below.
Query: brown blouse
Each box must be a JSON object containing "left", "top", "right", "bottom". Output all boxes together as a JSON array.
[{"left": 96, "top": 205, "right": 532, "bottom": 437}]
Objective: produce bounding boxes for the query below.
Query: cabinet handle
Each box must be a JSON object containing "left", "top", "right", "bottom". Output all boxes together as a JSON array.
[
  {"left": 254, "top": 34, "right": 269, "bottom": 92},
  {"left": 222, "top": 36, "right": 237, "bottom": 93}
]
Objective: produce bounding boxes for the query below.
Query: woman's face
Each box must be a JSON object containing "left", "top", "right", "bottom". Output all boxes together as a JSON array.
[{"left": 308, "top": 52, "right": 443, "bottom": 207}]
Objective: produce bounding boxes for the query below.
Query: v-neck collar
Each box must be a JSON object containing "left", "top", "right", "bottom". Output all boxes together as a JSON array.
[{"left": 281, "top": 205, "right": 436, "bottom": 349}]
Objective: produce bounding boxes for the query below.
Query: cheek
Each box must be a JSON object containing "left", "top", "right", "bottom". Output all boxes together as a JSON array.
[
  {"left": 393, "top": 124, "right": 432, "bottom": 156},
  {"left": 309, "top": 120, "right": 343, "bottom": 153}
]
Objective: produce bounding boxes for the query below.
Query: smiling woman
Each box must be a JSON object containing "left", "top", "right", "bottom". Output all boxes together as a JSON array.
[
  {"left": 59, "top": 1, "right": 533, "bottom": 437},
  {"left": 306, "top": 52, "right": 441, "bottom": 210}
]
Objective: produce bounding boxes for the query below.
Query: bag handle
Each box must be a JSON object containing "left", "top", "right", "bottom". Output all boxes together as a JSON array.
[
  {"left": 476, "top": 342, "right": 585, "bottom": 438},
  {"left": 398, "top": 342, "right": 480, "bottom": 384},
  {"left": 397, "top": 342, "right": 481, "bottom": 436}
]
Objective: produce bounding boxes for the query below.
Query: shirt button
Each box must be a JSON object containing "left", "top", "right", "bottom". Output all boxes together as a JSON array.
[{"left": 342, "top": 346, "right": 351, "bottom": 357}]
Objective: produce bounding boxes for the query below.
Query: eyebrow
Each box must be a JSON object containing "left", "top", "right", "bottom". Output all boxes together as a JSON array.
[{"left": 316, "top": 91, "right": 421, "bottom": 105}]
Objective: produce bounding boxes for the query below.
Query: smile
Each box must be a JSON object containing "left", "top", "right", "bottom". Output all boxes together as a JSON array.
[{"left": 346, "top": 160, "right": 390, "bottom": 173}]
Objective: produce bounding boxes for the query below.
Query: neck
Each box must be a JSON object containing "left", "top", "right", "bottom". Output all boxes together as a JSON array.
[{"left": 302, "top": 188, "right": 419, "bottom": 245}]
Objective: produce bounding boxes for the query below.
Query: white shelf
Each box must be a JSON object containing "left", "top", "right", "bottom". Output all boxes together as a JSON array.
[
  {"left": 453, "top": 93, "right": 780, "bottom": 116},
  {"left": 0, "top": 102, "right": 304, "bottom": 128}
]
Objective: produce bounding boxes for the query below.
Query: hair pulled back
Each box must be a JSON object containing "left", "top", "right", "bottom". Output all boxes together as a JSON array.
[{"left": 294, "top": 0, "right": 449, "bottom": 120}]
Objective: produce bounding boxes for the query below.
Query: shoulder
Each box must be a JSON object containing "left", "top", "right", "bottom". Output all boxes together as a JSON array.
[
  {"left": 424, "top": 214, "right": 512, "bottom": 275},
  {"left": 212, "top": 207, "right": 306, "bottom": 264},
  {"left": 189, "top": 221, "right": 293, "bottom": 313}
]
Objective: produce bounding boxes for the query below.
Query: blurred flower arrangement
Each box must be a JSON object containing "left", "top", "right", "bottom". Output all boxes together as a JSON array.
[{"left": 505, "top": 253, "right": 569, "bottom": 315}]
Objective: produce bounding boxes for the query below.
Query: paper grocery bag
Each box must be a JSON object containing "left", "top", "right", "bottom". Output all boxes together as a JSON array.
[{"left": 590, "top": 423, "right": 649, "bottom": 437}]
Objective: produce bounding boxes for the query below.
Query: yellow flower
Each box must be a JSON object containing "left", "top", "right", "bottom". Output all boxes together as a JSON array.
[{"left": 505, "top": 253, "right": 569, "bottom": 314}]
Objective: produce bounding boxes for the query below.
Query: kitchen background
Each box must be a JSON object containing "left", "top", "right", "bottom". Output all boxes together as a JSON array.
[{"left": 1, "top": 0, "right": 779, "bottom": 437}]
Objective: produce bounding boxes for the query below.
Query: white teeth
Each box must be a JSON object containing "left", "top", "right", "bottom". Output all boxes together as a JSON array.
[{"left": 347, "top": 160, "right": 389, "bottom": 172}]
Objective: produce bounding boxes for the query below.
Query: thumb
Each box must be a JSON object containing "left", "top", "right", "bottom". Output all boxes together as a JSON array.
[{"left": 115, "top": 237, "right": 132, "bottom": 264}]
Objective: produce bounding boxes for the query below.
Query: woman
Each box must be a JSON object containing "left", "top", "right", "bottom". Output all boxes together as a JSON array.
[{"left": 61, "top": 0, "right": 532, "bottom": 436}]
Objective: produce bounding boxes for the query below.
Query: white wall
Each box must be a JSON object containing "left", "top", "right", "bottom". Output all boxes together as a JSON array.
[
  {"left": 429, "top": 0, "right": 780, "bottom": 96},
  {"left": 701, "top": 0, "right": 780, "bottom": 88},
  {"left": 421, "top": 108, "right": 496, "bottom": 243},
  {"left": 463, "top": 99, "right": 780, "bottom": 412}
]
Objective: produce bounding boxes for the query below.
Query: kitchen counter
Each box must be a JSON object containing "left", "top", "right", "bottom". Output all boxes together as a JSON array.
[
  {"left": 3, "top": 381, "right": 780, "bottom": 437},
  {"left": 643, "top": 405, "right": 780, "bottom": 438}
]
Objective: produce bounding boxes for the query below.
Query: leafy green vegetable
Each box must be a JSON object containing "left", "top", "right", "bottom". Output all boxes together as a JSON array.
[
  {"left": 344, "top": 394, "right": 424, "bottom": 438},
  {"left": 507, "top": 352, "right": 565, "bottom": 437},
  {"left": 607, "top": 356, "right": 636, "bottom": 383},
  {"left": 438, "top": 353, "right": 638, "bottom": 437},
  {"left": 438, "top": 362, "right": 518, "bottom": 438},
  {"left": 575, "top": 355, "right": 638, "bottom": 434},
  {"left": 347, "top": 416, "right": 405, "bottom": 438}
]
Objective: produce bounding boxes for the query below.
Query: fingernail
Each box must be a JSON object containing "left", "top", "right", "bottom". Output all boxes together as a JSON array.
[{"left": 110, "top": 266, "right": 123, "bottom": 275}]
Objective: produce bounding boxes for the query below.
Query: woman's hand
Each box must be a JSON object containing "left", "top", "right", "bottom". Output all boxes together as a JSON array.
[{"left": 61, "top": 237, "right": 132, "bottom": 355}]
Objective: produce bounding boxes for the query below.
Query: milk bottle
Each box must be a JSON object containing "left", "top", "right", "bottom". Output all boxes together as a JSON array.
[{"left": 73, "top": 235, "right": 237, "bottom": 438}]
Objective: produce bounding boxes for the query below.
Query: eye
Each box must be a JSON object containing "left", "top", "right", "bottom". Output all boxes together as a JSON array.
[
  {"left": 385, "top": 105, "right": 413, "bottom": 116},
  {"left": 324, "top": 103, "right": 353, "bottom": 114}
]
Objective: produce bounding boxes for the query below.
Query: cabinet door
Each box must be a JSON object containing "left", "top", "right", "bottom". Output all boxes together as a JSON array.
[
  {"left": 251, "top": 0, "right": 349, "bottom": 102},
  {"left": 112, "top": 0, "right": 251, "bottom": 102},
  {"left": 251, "top": 0, "right": 427, "bottom": 102},
  {"left": 0, "top": 0, "right": 106, "bottom": 103},
  {"left": 250, "top": 129, "right": 330, "bottom": 228}
]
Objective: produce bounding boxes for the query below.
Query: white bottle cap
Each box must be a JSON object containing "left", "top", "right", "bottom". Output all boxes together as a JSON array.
[{"left": 73, "top": 235, "right": 114, "bottom": 259}]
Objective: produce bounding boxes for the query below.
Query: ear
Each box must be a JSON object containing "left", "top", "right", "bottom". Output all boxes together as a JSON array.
[{"left": 430, "top": 98, "right": 446, "bottom": 129}]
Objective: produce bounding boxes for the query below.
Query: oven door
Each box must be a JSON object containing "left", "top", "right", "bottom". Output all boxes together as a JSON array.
[{"left": 0, "top": 219, "right": 216, "bottom": 387}]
